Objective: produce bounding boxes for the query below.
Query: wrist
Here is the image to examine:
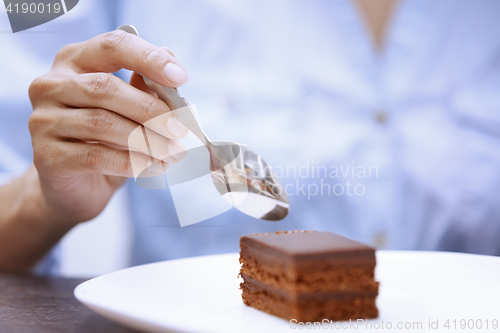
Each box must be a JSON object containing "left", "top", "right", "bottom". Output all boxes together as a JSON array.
[
  {"left": 0, "top": 166, "right": 74, "bottom": 272},
  {"left": 21, "top": 166, "right": 77, "bottom": 228}
]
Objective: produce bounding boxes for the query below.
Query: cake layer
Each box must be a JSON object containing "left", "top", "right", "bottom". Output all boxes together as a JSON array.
[
  {"left": 241, "top": 274, "right": 378, "bottom": 322},
  {"left": 240, "top": 231, "right": 377, "bottom": 294},
  {"left": 240, "top": 250, "right": 378, "bottom": 294},
  {"left": 241, "top": 273, "right": 378, "bottom": 302}
]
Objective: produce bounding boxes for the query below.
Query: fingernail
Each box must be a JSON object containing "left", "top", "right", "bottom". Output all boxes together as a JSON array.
[
  {"left": 147, "top": 161, "right": 166, "bottom": 175},
  {"left": 166, "top": 116, "right": 187, "bottom": 139},
  {"left": 163, "top": 62, "right": 188, "bottom": 86},
  {"left": 164, "top": 140, "right": 187, "bottom": 163}
]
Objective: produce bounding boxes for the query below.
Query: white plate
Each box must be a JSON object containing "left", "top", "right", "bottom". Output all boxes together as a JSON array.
[{"left": 75, "top": 251, "right": 500, "bottom": 333}]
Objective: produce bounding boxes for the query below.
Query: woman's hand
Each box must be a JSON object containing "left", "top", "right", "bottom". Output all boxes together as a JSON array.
[{"left": 28, "top": 29, "right": 189, "bottom": 225}]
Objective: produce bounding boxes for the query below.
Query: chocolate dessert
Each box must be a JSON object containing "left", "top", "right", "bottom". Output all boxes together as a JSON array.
[{"left": 239, "top": 230, "right": 379, "bottom": 322}]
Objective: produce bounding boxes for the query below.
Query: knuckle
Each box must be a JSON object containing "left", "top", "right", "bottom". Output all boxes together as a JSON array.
[
  {"left": 86, "top": 109, "right": 118, "bottom": 135},
  {"left": 29, "top": 75, "right": 52, "bottom": 103},
  {"left": 28, "top": 113, "right": 64, "bottom": 174},
  {"left": 85, "top": 73, "right": 116, "bottom": 100},
  {"left": 33, "top": 140, "right": 61, "bottom": 175},
  {"left": 140, "top": 46, "right": 164, "bottom": 67},
  {"left": 100, "top": 30, "right": 131, "bottom": 52},
  {"left": 81, "top": 146, "right": 105, "bottom": 169},
  {"left": 28, "top": 112, "right": 45, "bottom": 134},
  {"left": 54, "top": 43, "right": 78, "bottom": 62},
  {"left": 28, "top": 108, "right": 58, "bottom": 138},
  {"left": 116, "top": 152, "right": 132, "bottom": 176},
  {"left": 137, "top": 98, "right": 163, "bottom": 121}
]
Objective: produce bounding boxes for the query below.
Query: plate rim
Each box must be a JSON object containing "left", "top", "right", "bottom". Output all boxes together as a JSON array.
[{"left": 74, "top": 250, "right": 500, "bottom": 333}]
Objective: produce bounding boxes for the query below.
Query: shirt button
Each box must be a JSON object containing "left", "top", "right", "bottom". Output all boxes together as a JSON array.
[{"left": 374, "top": 110, "right": 387, "bottom": 124}]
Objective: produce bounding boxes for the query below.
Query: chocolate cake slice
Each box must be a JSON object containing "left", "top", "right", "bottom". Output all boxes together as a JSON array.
[{"left": 239, "top": 230, "right": 379, "bottom": 322}]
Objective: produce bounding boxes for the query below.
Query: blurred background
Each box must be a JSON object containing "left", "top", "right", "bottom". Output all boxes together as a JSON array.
[{"left": 1, "top": 0, "right": 499, "bottom": 277}]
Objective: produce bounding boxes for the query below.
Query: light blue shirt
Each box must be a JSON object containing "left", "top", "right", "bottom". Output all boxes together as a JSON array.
[{"left": 1, "top": 0, "right": 499, "bottom": 274}]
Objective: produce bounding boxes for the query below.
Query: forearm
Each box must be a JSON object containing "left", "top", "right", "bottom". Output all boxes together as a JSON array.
[{"left": 0, "top": 166, "right": 73, "bottom": 273}]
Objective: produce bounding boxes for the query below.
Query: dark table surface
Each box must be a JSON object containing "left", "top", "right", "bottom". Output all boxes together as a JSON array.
[{"left": 0, "top": 274, "right": 142, "bottom": 333}]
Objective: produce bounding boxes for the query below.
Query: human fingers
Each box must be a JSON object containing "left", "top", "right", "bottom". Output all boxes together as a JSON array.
[{"left": 67, "top": 30, "right": 188, "bottom": 87}]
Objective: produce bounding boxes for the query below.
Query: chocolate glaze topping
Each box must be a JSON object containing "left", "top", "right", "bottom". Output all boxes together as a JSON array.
[{"left": 241, "top": 231, "right": 375, "bottom": 261}]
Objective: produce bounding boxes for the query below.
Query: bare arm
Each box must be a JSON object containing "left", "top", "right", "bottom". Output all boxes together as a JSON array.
[{"left": 0, "top": 167, "right": 71, "bottom": 272}]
